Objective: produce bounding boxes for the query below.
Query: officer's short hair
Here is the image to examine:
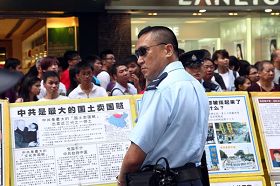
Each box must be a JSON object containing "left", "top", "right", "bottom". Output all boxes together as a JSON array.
[{"left": 138, "top": 26, "right": 179, "bottom": 57}]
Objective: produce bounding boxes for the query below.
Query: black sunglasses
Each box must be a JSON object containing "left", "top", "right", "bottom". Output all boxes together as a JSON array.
[{"left": 135, "top": 43, "right": 167, "bottom": 59}]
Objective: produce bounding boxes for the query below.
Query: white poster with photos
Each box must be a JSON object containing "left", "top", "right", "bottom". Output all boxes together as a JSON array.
[
  {"left": 206, "top": 92, "right": 262, "bottom": 177},
  {"left": 10, "top": 97, "right": 134, "bottom": 186},
  {"left": 251, "top": 93, "right": 280, "bottom": 176}
]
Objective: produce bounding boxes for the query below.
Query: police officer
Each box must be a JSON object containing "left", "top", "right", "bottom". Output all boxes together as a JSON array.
[
  {"left": 118, "top": 26, "right": 209, "bottom": 186},
  {"left": 180, "top": 50, "right": 222, "bottom": 92}
]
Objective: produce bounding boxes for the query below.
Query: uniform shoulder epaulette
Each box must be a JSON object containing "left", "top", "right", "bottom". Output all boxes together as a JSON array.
[{"left": 146, "top": 72, "right": 168, "bottom": 91}]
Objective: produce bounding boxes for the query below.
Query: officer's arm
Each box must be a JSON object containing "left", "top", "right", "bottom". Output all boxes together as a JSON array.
[{"left": 118, "top": 142, "right": 146, "bottom": 186}]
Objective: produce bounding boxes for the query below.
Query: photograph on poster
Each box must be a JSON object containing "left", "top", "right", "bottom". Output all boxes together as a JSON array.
[
  {"left": 205, "top": 145, "right": 220, "bottom": 171},
  {"left": 220, "top": 144, "right": 256, "bottom": 170},
  {"left": 270, "top": 149, "right": 280, "bottom": 168},
  {"left": 13, "top": 119, "right": 39, "bottom": 148},
  {"left": 206, "top": 123, "right": 215, "bottom": 144},
  {"left": 215, "top": 122, "right": 251, "bottom": 144}
]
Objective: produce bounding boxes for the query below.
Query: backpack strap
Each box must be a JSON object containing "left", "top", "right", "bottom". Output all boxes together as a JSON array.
[
  {"left": 110, "top": 88, "right": 125, "bottom": 96},
  {"left": 213, "top": 73, "right": 226, "bottom": 90},
  {"left": 233, "top": 71, "right": 237, "bottom": 79}
]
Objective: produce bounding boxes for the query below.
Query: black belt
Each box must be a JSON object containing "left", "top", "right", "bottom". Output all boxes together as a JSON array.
[{"left": 172, "top": 164, "right": 202, "bottom": 182}]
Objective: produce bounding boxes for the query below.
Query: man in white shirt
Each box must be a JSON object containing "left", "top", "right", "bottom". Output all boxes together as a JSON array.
[
  {"left": 38, "top": 71, "right": 69, "bottom": 101},
  {"left": 68, "top": 62, "right": 108, "bottom": 99},
  {"left": 110, "top": 63, "right": 137, "bottom": 96},
  {"left": 97, "top": 49, "right": 116, "bottom": 90},
  {"left": 37, "top": 56, "right": 67, "bottom": 99}
]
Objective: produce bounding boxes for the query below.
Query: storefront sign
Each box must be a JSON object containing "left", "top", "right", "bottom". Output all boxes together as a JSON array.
[
  {"left": 47, "top": 27, "right": 76, "bottom": 58},
  {"left": 106, "top": 0, "right": 280, "bottom": 10},
  {"left": 178, "top": 0, "right": 279, "bottom": 6}
]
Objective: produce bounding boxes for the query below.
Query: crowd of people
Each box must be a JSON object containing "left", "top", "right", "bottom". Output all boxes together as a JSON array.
[
  {"left": 0, "top": 46, "right": 280, "bottom": 103},
  {"left": 1, "top": 26, "right": 279, "bottom": 186}
]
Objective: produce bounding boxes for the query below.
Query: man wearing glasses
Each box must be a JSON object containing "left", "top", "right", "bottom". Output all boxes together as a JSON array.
[
  {"left": 118, "top": 26, "right": 209, "bottom": 186},
  {"left": 61, "top": 50, "right": 81, "bottom": 91},
  {"left": 97, "top": 49, "right": 116, "bottom": 90}
]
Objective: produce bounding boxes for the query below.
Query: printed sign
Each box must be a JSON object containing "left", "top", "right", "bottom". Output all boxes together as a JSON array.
[
  {"left": 47, "top": 27, "right": 76, "bottom": 57},
  {"left": 206, "top": 92, "right": 262, "bottom": 177},
  {"left": 0, "top": 100, "right": 9, "bottom": 186},
  {"left": 250, "top": 92, "right": 280, "bottom": 176},
  {"left": 10, "top": 97, "right": 135, "bottom": 186}
]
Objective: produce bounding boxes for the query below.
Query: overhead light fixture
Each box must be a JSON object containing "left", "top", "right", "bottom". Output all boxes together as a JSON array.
[
  {"left": 192, "top": 12, "right": 202, "bottom": 16},
  {"left": 199, "top": 9, "right": 206, "bottom": 13},
  {"left": 131, "top": 20, "right": 147, "bottom": 24},
  {"left": 148, "top": 12, "right": 157, "bottom": 16},
  {"left": 271, "top": 12, "right": 280, "bottom": 15},
  {"left": 185, "top": 20, "right": 207, "bottom": 24},
  {"left": 265, "top": 9, "right": 273, "bottom": 13},
  {"left": 229, "top": 12, "right": 238, "bottom": 16}
]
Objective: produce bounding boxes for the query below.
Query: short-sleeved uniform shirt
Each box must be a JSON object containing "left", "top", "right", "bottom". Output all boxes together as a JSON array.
[{"left": 130, "top": 61, "right": 209, "bottom": 168}]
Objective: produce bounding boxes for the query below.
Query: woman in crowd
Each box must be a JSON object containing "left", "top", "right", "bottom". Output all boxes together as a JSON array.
[
  {"left": 245, "top": 65, "right": 259, "bottom": 84},
  {"left": 15, "top": 76, "right": 41, "bottom": 102},
  {"left": 234, "top": 76, "right": 251, "bottom": 91},
  {"left": 213, "top": 49, "right": 239, "bottom": 91},
  {"left": 248, "top": 60, "right": 280, "bottom": 92}
]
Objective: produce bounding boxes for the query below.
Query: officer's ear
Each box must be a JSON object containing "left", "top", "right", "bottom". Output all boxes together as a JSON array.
[{"left": 164, "top": 43, "right": 174, "bottom": 58}]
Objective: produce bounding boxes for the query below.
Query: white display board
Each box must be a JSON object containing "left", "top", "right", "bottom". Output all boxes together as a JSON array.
[
  {"left": 206, "top": 92, "right": 263, "bottom": 178},
  {"left": 251, "top": 93, "right": 280, "bottom": 176},
  {"left": 10, "top": 97, "right": 136, "bottom": 186}
]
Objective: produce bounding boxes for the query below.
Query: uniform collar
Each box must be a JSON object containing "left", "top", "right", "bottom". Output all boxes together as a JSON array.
[
  {"left": 146, "top": 61, "right": 183, "bottom": 91},
  {"left": 159, "top": 61, "right": 184, "bottom": 76}
]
